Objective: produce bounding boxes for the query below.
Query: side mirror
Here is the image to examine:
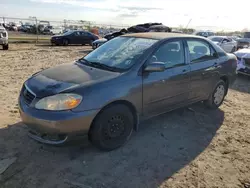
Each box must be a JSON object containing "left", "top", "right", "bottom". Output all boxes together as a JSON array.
[{"left": 144, "top": 62, "right": 165, "bottom": 72}]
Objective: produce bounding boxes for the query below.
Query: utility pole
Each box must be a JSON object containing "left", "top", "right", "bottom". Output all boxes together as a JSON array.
[
  {"left": 29, "top": 16, "right": 38, "bottom": 44},
  {"left": 185, "top": 18, "right": 192, "bottom": 29}
]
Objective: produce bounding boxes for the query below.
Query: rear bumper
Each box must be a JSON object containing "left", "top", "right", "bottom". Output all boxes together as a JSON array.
[{"left": 19, "top": 95, "right": 99, "bottom": 144}]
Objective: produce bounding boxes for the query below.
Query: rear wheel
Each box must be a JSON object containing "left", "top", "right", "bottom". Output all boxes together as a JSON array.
[
  {"left": 3, "top": 44, "right": 9, "bottom": 50},
  {"left": 205, "top": 80, "right": 226, "bottom": 109},
  {"left": 89, "top": 104, "right": 134, "bottom": 151}
]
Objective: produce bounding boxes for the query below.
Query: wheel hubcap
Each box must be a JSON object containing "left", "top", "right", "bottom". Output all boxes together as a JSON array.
[
  {"left": 103, "top": 115, "right": 125, "bottom": 140},
  {"left": 214, "top": 85, "right": 225, "bottom": 105}
]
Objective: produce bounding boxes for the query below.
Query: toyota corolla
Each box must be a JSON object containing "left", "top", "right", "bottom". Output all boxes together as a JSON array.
[{"left": 19, "top": 33, "right": 237, "bottom": 151}]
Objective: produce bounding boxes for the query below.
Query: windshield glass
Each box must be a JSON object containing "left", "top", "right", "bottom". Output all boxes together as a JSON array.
[
  {"left": 209, "top": 37, "right": 223, "bottom": 42},
  {"left": 82, "top": 36, "right": 158, "bottom": 71}
]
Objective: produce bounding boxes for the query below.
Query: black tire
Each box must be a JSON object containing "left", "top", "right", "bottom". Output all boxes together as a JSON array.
[
  {"left": 3, "top": 44, "right": 9, "bottom": 50},
  {"left": 89, "top": 104, "right": 134, "bottom": 151},
  {"left": 205, "top": 80, "right": 227, "bottom": 109},
  {"left": 63, "top": 39, "right": 69, "bottom": 46}
]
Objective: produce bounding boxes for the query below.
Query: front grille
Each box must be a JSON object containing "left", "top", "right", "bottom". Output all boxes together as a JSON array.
[
  {"left": 22, "top": 86, "right": 36, "bottom": 105},
  {"left": 243, "top": 58, "right": 250, "bottom": 66}
]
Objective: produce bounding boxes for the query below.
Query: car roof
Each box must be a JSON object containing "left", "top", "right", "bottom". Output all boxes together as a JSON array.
[
  {"left": 209, "top": 36, "right": 227, "bottom": 38},
  {"left": 122, "top": 32, "right": 204, "bottom": 40}
]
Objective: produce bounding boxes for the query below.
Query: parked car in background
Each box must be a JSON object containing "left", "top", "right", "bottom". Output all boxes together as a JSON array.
[
  {"left": 92, "top": 38, "right": 108, "bottom": 49},
  {"left": 234, "top": 48, "right": 250, "bottom": 76},
  {"left": 51, "top": 30, "right": 99, "bottom": 46},
  {"left": 236, "top": 32, "right": 250, "bottom": 49},
  {"left": 193, "top": 30, "right": 215, "bottom": 38},
  {"left": 208, "top": 36, "right": 237, "bottom": 53},
  {"left": 92, "top": 23, "right": 171, "bottom": 49},
  {"left": 43, "top": 26, "right": 63, "bottom": 35},
  {"left": 0, "top": 26, "right": 9, "bottom": 50},
  {"left": 19, "top": 33, "right": 237, "bottom": 151},
  {"left": 92, "top": 29, "right": 128, "bottom": 49}
]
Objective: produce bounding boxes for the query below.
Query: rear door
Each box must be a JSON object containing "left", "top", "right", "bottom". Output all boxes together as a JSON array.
[
  {"left": 185, "top": 39, "right": 220, "bottom": 101},
  {"left": 70, "top": 31, "right": 81, "bottom": 44},
  {"left": 79, "top": 31, "right": 90, "bottom": 44},
  {"left": 142, "top": 39, "right": 191, "bottom": 117}
]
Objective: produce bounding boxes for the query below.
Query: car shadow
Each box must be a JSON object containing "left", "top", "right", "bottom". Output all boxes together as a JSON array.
[
  {"left": 0, "top": 103, "right": 224, "bottom": 188},
  {"left": 230, "top": 76, "right": 250, "bottom": 94}
]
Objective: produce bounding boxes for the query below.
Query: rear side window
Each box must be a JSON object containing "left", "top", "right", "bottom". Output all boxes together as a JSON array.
[{"left": 187, "top": 40, "right": 217, "bottom": 63}]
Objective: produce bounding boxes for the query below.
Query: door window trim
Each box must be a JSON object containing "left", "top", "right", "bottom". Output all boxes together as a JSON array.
[{"left": 184, "top": 38, "right": 219, "bottom": 64}]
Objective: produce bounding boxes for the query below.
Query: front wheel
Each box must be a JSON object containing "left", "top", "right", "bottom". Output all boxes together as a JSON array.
[
  {"left": 89, "top": 104, "right": 134, "bottom": 151},
  {"left": 3, "top": 44, "right": 9, "bottom": 50},
  {"left": 205, "top": 80, "right": 226, "bottom": 109}
]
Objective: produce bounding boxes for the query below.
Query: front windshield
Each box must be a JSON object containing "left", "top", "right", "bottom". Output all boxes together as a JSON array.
[
  {"left": 209, "top": 37, "right": 223, "bottom": 42},
  {"left": 82, "top": 36, "right": 158, "bottom": 70}
]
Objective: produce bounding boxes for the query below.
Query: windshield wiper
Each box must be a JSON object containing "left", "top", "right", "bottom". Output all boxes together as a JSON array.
[{"left": 77, "top": 58, "right": 122, "bottom": 72}]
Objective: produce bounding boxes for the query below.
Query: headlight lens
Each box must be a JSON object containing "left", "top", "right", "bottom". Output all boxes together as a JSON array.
[{"left": 35, "top": 93, "right": 82, "bottom": 111}]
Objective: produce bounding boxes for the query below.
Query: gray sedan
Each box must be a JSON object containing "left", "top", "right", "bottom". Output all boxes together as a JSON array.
[
  {"left": 208, "top": 36, "right": 237, "bottom": 53},
  {"left": 19, "top": 33, "right": 237, "bottom": 151}
]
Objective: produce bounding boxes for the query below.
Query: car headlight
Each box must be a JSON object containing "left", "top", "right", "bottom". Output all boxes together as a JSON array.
[{"left": 35, "top": 93, "right": 82, "bottom": 111}]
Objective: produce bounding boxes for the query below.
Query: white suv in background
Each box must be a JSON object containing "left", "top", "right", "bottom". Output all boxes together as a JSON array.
[{"left": 0, "top": 25, "right": 9, "bottom": 50}]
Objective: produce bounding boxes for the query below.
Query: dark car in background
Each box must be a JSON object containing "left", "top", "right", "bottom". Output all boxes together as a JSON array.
[
  {"left": 19, "top": 33, "right": 237, "bottom": 151},
  {"left": 51, "top": 30, "right": 99, "bottom": 46},
  {"left": 193, "top": 31, "right": 215, "bottom": 38},
  {"left": 92, "top": 23, "right": 171, "bottom": 49},
  {"left": 236, "top": 32, "right": 250, "bottom": 49}
]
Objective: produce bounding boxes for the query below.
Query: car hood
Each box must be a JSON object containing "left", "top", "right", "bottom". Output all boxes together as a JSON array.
[
  {"left": 234, "top": 48, "right": 250, "bottom": 58},
  {"left": 51, "top": 35, "right": 62, "bottom": 38},
  {"left": 25, "top": 62, "right": 120, "bottom": 98},
  {"left": 93, "top": 38, "right": 107, "bottom": 44}
]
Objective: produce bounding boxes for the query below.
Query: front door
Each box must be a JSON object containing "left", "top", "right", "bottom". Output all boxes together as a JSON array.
[
  {"left": 185, "top": 39, "right": 220, "bottom": 101},
  {"left": 220, "top": 38, "right": 234, "bottom": 52},
  {"left": 71, "top": 31, "right": 81, "bottom": 44},
  {"left": 142, "top": 40, "right": 190, "bottom": 117}
]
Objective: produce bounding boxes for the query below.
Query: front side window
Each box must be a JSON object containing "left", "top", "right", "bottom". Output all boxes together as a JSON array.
[
  {"left": 82, "top": 36, "right": 158, "bottom": 71},
  {"left": 187, "top": 40, "right": 217, "bottom": 63},
  {"left": 149, "top": 41, "right": 185, "bottom": 68}
]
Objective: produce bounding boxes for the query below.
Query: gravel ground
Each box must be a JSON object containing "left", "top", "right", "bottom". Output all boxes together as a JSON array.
[{"left": 0, "top": 44, "right": 250, "bottom": 188}]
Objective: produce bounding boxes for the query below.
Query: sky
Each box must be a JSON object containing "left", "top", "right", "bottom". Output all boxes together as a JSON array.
[{"left": 0, "top": 0, "right": 250, "bottom": 31}]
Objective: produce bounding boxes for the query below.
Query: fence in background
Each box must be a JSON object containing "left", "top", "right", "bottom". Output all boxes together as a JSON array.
[
  {"left": 1, "top": 16, "right": 131, "bottom": 43},
  {"left": 0, "top": 16, "right": 244, "bottom": 44}
]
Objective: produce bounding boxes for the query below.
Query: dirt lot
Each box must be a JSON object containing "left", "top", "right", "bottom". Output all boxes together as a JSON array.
[{"left": 0, "top": 44, "right": 250, "bottom": 188}]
